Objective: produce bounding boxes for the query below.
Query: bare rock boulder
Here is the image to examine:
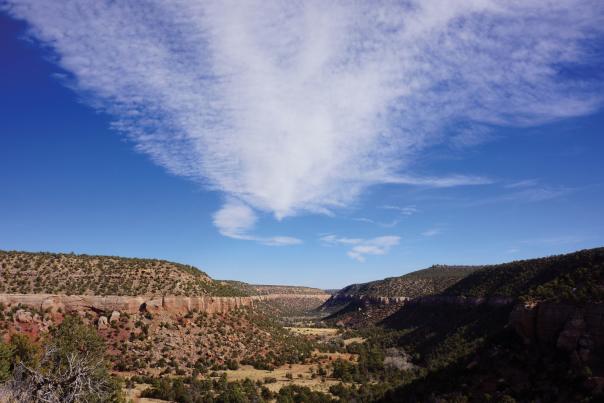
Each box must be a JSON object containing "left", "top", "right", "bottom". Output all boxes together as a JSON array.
[
  {"left": 109, "top": 311, "right": 120, "bottom": 323},
  {"left": 15, "top": 309, "right": 33, "bottom": 323},
  {"left": 97, "top": 316, "right": 109, "bottom": 330}
]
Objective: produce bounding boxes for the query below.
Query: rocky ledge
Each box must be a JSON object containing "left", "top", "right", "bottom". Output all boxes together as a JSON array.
[
  {"left": 0, "top": 293, "right": 330, "bottom": 316},
  {"left": 0, "top": 293, "right": 254, "bottom": 315}
]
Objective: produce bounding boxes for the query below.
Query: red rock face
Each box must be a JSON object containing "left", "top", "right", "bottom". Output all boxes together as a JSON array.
[
  {"left": 509, "top": 301, "right": 604, "bottom": 351},
  {"left": 0, "top": 293, "right": 255, "bottom": 316}
]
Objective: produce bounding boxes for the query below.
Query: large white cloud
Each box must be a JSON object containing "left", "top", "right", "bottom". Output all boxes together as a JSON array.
[{"left": 4, "top": 0, "right": 603, "bottom": 239}]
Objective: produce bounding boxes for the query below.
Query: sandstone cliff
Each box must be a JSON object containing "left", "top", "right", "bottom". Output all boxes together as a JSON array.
[
  {"left": 0, "top": 293, "right": 254, "bottom": 315},
  {"left": 0, "top": 292, "right": 330, "bottom": 316}
]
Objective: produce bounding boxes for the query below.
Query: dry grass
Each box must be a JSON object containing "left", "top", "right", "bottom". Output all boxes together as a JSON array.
[
  {"left": 343, "top": 337, "right": 366, "bottom": 346},
  {"left": 219, "top": 350, "right": 356, "bottom": 393},
  {"left": 285, "top": 327, "right": 340, "bottom": 336},
  {"left": 124, "top": 383, "right": 169, "bottom": 403}
]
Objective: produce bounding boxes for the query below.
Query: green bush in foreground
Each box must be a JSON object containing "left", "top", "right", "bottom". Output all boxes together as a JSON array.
[{"left": 0, "top": 316, "right": 123, "bottom": 403}]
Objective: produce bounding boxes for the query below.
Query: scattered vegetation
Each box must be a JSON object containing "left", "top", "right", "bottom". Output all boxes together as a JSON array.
[
  {"left": 443, "top": 247, "right": 604, "bottom": 299},
  {"left": 318, "top": 247, "right": 604, "bottom": 402},
  {"left": 0, "top": 316, "right": 123, "bottom": 402},
  {"left": 1, "top": 247, "right": 603, "bottom": 401},
  {"left": 0, "top": 250, "right": 245, "bottom": 296},
  {"left": 138, "top": 374, "right": 336, "bottom": 402},
  {"left": 226, "top": 282, "right": 329, "bottom": 296},
  {"left": 333, "top": 265, "right": 481, "bottom": 298}
]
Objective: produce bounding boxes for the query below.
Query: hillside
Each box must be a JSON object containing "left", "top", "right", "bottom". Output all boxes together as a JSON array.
[
  {"left": 441, "top": 247, "right": 604, "bottom": 301},
  {"left": 321, "top": 264, "right": 481, "bottom": 322},
  {"left": 225, "top": 281, "right": 329, "bottom": 296},
  {"left": 321, "top": 247, "right": 604, "bottom": 402},
  {"left": 0, "top": 296, "right": 314, "bottom": 378},
  {"left": 334, "top": 265, "right": 481, "bottom": 298},
  {"left": 0, "top": 250, "right": 245, "bottom": 297},
  {"left": 0, "top": 251, "right": 318, "bottom": 381},
  {"left": 225, "top": 281, "right": 331, "bottom": 323}
]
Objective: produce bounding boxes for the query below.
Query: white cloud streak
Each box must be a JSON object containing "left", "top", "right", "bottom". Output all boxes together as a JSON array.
[
  {"left": 382, "top": 205, "right": 419, "bottom": 216},
  {"left": 320, "top": 235, "right": 364, "bottom": 246},
  {"left": 347, "top": 236, "right": 401, "bottom": 262},
  {"left": 213, "top": 200, "right": 302, "bottom": 246},
  {"left": 505, "top": 179, "right": 540, "bottom": 189},
  {"left": 422, "top": 228, "right": 443, "bottom": 237},
  {"left": 468, "top": 185, "right": 571, "bottom": 206},
  {"left": 4, "top": 1, "right": 604, "bottom": 237},
  {"left": 320, "top": 234, "right": 400, "bottom": 261},
  {"left": 353, "top": 217, "right": 399, "bottom": 228}
]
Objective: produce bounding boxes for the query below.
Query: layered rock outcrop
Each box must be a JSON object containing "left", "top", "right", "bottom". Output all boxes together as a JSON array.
[
  {"left": 252, "top": 293, "right": 331, "bottom": 302},
  {"left": 321, "top": 294, "right": 409, "bottom": 311},
  {"left": 0, "top": 293, "right": 330, "bottom": 316},
  {"left": 407, "top": 295, "right": 514, "bottom": 307},
  {"left": 322, "top": 293, "right": 513, "bottom": 312},
  {"left": 0, "top": 293, "right": 253, "bottom": 315},
  {"left": 509, "top": 302, "right": 604, "bottom": 350}
]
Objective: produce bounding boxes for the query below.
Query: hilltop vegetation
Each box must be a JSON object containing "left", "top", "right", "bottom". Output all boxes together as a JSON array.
[
  {"left": 322, "top": 264, "right": 481, "bottom": 324},
  {"left": 335, "top": 265, "right": 481, "bottom": 298},
  {"left": 442, "top": 247, "right": 604, "bottom": 300},
  {"left": 316, "top": 247, "right": 604, "bottom": 402},
  {"left": 0, "top": 251, "right": 245, "bottom": 297},
  {"left": 225, "top": 281, "right": 329, "bottom": 296}
]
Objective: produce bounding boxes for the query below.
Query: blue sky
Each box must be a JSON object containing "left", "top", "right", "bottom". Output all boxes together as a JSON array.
[{"left": 1, "top": 2, "right": 603, "bottom": 289}]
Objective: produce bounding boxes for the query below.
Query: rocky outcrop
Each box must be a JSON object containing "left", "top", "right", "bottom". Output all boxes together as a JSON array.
[
  {"left": 509, "top": 302, "right": 604, "bottom": 353},
  {"left": 109, "top": 311, "right": 120, "bottom": 323},
  {"left": 251, "top": 293, "right": 331, "bottom": 302},
  {"left": 97, "top": 316, "right": 109, "bottom": 330},
  {"left": 322, "top": 293, "right": 513, "bottom": 312},
  {"left": 157, "top": 296, "right": 254, "bottom": 314},
  {"left": 407, "top": 295, "right": 514, "bottom": 307},
  {"left": 15, "top": 309, "right": 34, "bottom": 323},
  {"left": 0, "top": 293, "right": 329, "bottom": 316},
  {"left": 321, "top": 294, "right": 409, "bottom": 311},
  {"left": 0, "top": 293, "right": 254, "bottom": 316}
]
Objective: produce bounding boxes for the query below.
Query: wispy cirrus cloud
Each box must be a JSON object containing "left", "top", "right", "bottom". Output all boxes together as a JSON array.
[
  {"left": 4, "top": 1, "right": 604, "bottom": 239},
  {"left": 468, "top": 184, "right": 572, "bottom": 206},
  {"left": 353, "top": 204, "right": 419, "bottom": 228},
  {"left": 320, "top": 234, "right": 400, "bottom": 262},
  {"left": 422, "top": 228, "right": 443, "bottom": 237},
  {"left": 505, "top": 235, "right": 587, "bottom": 255},
  {"left": 504, "top": 179, "right": 540, "bottom": 189},
  {"left": 382, "top": 205, "right": 420, "bottom": 216},
  {"left": 347, "top": 236, "right": 401, "bottom": 262},
  {"left": 320, "top": 235, "right": 364, "bottom": 246},
  {"left": 353, "top": 217, "right": 399, "bottom": 228}
]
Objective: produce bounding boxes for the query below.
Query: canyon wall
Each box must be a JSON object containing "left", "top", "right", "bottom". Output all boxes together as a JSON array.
[
  {"left": 407, "top": 295, "right": 514, "bottom": 307},
  {"left": 322, "top": 293, "right": 513, "bottom": 311},
  {"left": 321, "top": 294, "right": 409, "bottom": 311},
  {"left": 509, "top": 301, "right": 604, "bottom": 350},
  {"left": 0, "top": 293, "right": 329, "bottom": 316}
]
